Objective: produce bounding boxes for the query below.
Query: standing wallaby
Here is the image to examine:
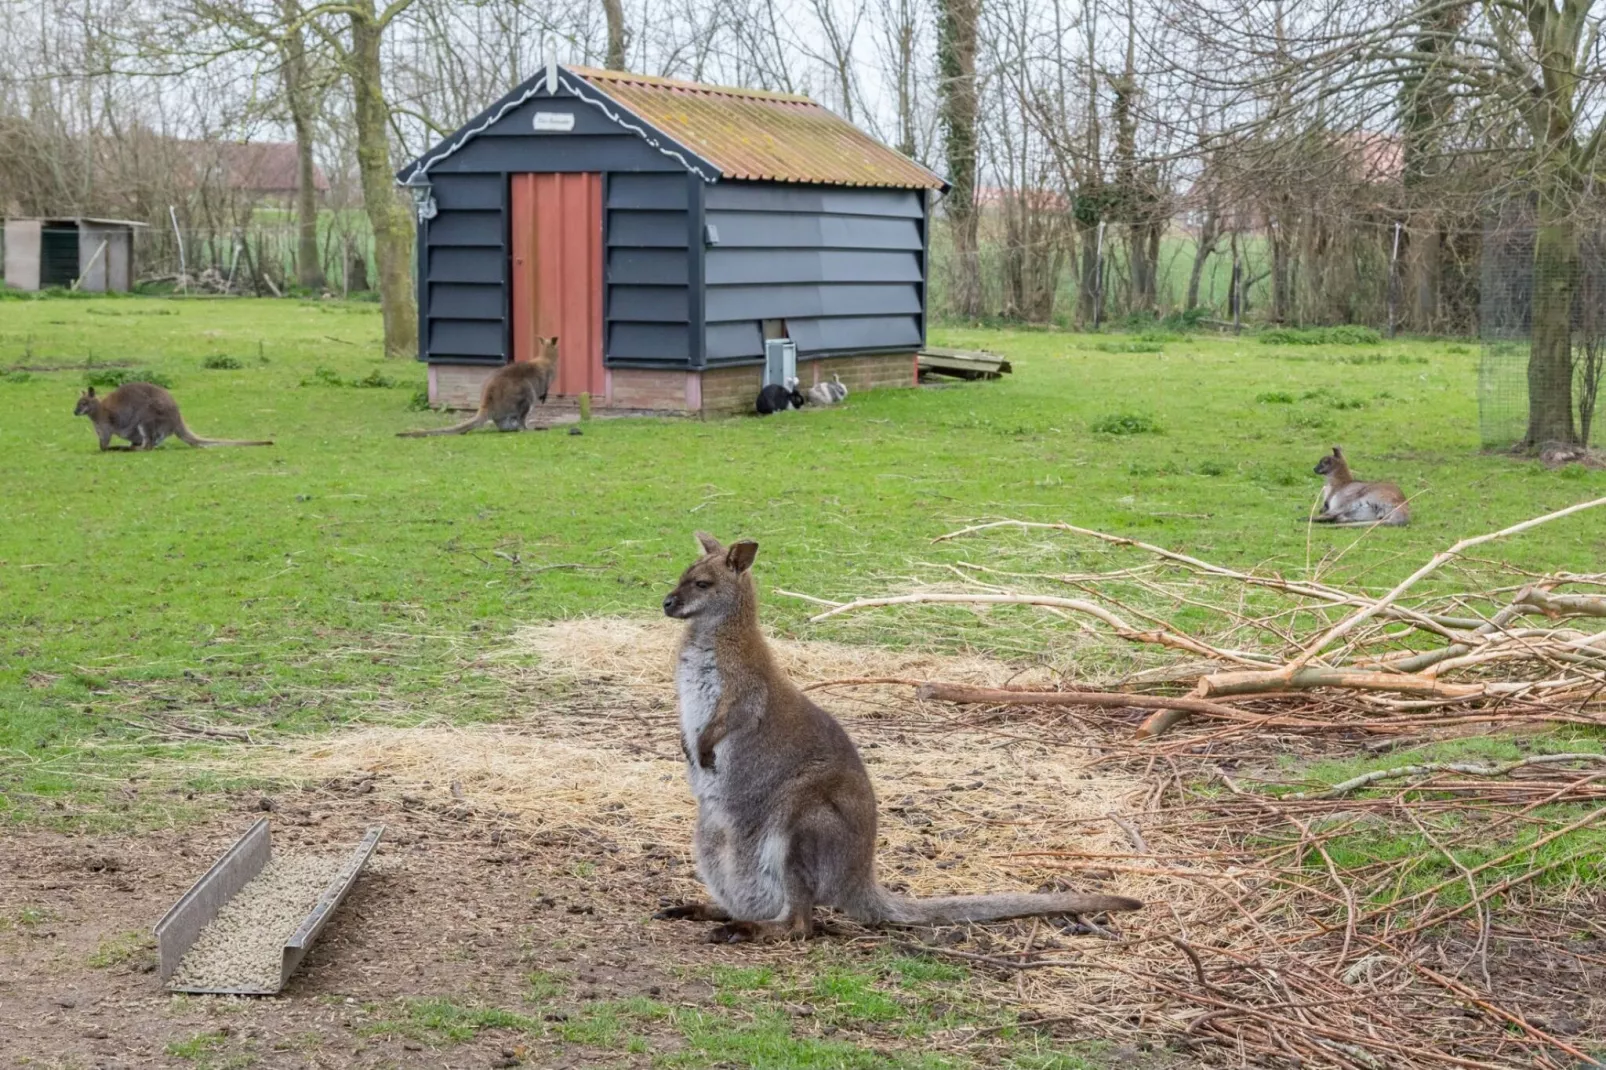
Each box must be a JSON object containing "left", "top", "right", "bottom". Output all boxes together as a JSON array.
[
  {"left": 1313, "top": 446, "right": 1410, "bottom": 526},
  {"left": 74, "top": 384, "right": 273, "bottom": 451},
  {"left": 657, "top": 532, "right": 1142, "bottom": 943},
  {"left": 397, "top": 336, "right": 559, "bottom": 436}
]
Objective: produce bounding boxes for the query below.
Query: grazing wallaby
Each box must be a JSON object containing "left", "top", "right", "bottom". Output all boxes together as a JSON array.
[
  {"left": 755, "top": 379, "right": 805, "bottom": 415},
  {"left": 656, "top": 532, "right": 1143, "bottom": 943},
  {"left": 397, "top": 336, "right": 559, "bottom": 436},
  {"left": 74, "top": 384, "right": 273, "bottom": 451},
  {"left": 1313, "top": 446, "right": 1410, "bottom": 526}
]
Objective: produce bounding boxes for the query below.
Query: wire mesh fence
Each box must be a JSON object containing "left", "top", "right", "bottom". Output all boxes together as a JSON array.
[
  {"left": 1479, "top": 212, "right": 1606, "bottom": 449},
  {"left": 927, "top": 207, "right": 1485, "bottom": 336},
  {"left": 130, "top": 218, "right": 378, "bottom": 296}
]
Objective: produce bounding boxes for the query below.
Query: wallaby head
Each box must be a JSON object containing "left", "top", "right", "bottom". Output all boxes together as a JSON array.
[
  {"left": 537, "top": 336, "right": 559, "bottom": 362},
  {"left": 74, "top": 387, "right": 99, "bottom": 417},
  {"left": 662, "top": 532, "right": 759, "bottom": 622},
  {"left": 1313, "top": 446, "right": 1347, "bottom": 477}
]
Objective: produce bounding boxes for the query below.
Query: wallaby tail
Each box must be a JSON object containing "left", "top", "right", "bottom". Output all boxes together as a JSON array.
[
  {"left": 396, "top": 410, "right": 489, "bottom": 437},
  {"left": 177, "top": 424, "right": 273, "bottom": 448},
  {"left": 848, "top": 885, "right": 1141, "bottom": 926}
]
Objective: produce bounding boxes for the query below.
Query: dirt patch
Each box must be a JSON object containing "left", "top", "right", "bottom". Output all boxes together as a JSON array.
[{"left": 0, "top": 618, "right": 1160, "bottom": 1069}]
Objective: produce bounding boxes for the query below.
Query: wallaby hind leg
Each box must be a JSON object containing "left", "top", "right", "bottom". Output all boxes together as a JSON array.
[
  {"left": 701, "top": 812, "right": 848, "bottom": 943},
  {"left": 705, "top": 877, "right": 816, "bottom": 943},
  {"left": 653, "top": 902, "right": 732, "bottom": 923}
]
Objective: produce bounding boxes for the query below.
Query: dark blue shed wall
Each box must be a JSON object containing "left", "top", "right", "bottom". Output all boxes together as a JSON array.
[{"left": 701, "top": 182, "right": 929, "bottom": 365}]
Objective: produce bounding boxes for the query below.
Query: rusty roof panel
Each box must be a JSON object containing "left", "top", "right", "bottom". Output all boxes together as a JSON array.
[{"left": 571, "top": 66, "right": 945, "bottom": 191}]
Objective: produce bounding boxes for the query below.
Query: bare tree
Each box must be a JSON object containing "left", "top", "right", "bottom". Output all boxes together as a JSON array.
[
  {"left": 279, "top": 0, "right": 326, "bottom": 291},
  {"left": 602, "top": 0, "right": 631, "bottom": 69},
  {"left": 872, "top": 0, "right": 920, "bottom": 157},
  {"left": 937, "top": 0, "right": 982, "bottom": 317}
]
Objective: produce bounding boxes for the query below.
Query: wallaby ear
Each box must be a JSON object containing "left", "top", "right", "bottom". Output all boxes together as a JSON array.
[
  {"left": 694, "top": 531, "right": 724, "bottom": 556},
  {"left": 1332, "top": 446, "right": 1343, "bottom": 457},
  {"left": 725, "top": 540, "right": 759, "bottom": 573},
  {"left": 85, "top": 386, "right": 95, "bottom": 397}
]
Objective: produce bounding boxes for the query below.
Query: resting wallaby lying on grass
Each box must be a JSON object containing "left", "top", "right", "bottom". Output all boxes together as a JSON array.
[
  {"left": 397, "top": 336, "right": 558, "bottom": 436},
  {"left": 657, "top": 532, "right": 1143, "bottom": 943},
  {"left": 74, "top": 384, "right": 273, "bottom": 451},
  {"left": 1313, "top": 446, "right": 1409, "bottom": 526}
]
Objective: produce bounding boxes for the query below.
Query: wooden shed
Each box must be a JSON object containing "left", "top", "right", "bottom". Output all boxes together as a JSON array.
[
  {"left": 396, "top": 64, "right": 947, "bottom": 415},
  {"left": 3, "top": 218, "right": 147, "bottom": 292}
]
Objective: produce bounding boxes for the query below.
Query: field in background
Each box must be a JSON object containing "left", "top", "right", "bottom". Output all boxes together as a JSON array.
[{"left": 3, "top": 295, "right": 1603, "bottom": 812}]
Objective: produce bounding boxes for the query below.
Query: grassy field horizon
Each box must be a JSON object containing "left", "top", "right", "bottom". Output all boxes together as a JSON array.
[{"left": 2, "top": 295, "right": 1603, "bottom": 819}]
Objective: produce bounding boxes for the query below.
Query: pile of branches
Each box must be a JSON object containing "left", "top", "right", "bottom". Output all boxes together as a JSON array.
[
  {"left": 788, "top": 496, "right": 1606, "bottom": 741},
  {"left": 957, "top": 751, "right": 1606, "bottom": 1068},
  {"left": 788, "top": 497, "right": 1606, "bottom": 1067}
]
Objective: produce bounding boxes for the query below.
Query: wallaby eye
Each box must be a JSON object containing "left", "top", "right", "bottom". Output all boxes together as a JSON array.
[{"left": 695, "top": 580, "right": 713, "bottom": 590}]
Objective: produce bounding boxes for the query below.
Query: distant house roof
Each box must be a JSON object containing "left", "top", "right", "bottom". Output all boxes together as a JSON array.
[
  {"left": 6, "top": 217, "right": 149, "bottom": 228},
  {"left": 1337, "top": 132, "right": 1403, "bottom": 185},
  {"left": 974, "top": 186, "right": 1069, "bottom": 211},
  {"left": 399, "top": 64, "right": 946, "bottom": 192},
  {"left": 180, "top": 141, "right": 330, "bottom": 195}
]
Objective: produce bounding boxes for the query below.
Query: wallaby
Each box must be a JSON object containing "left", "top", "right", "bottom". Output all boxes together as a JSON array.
[
  {"left": 1313, "top": 446, "right": 1409, "bottom": 526},
  {"left": 755, "top": 379, "right": 805, "bottom": 416},
  {"left": 74, "top": 384, "right": 273, "bottom": 451},
  {"left": 827, "top": 373, "right": 848, "bottom": 402},
  {"left": 397, "top": 336, "right": 559, "bottom": 436},
  {"left": 656, "top": 532, "right": 1143, "bottom": 943},
  {"left": 806, "top": 381, "right": 835, "bottom": 406}
]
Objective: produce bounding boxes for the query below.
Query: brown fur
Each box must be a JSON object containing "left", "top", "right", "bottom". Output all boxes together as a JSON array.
[
  {"left": 397, "top": 337, "right": 559, "bottom": 437},
  {"left": 656, "top": 532, "right": 1143, "bottom": 943},
  {"left": 1312, "top": 446, "right": 1410, "bottom": 526},
  {"left": 73, "top": 383, "right": 273, "bottom": 451}
]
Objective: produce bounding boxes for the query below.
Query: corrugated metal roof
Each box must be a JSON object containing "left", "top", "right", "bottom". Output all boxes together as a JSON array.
[{"left": 570, "top": 66, "right": 945, "bottom": 191}]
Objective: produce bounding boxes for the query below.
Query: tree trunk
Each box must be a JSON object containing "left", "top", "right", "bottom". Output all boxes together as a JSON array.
[
  {"left": 1527, "top": 200, "right": 1579, "bottom": 447},
  {"left": 1187, "top": 207, "right": 1219, "bottom": 310},
  {"left": 1076, "top": 217, "right": 1100, "bottom": 326},
  {"left": 1269, "top": 216, "right": 1291, "bottom": 323},
  {"left": 349, "top": 2, "right": 417, "bottom": 360},
  {"left": 937, "top": 0, "right": 982, "bottom": 318},
  {"left": 1407, "top": 225, "right": 1439, "bottom": 331},
  {"left": 602, "top": 0, "right": 629, "bottom": 70},
  {"left": 281, "top": 7, "right": 323, "bottom": 292}
]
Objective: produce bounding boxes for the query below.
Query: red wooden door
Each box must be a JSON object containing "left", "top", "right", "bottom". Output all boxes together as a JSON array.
[{"left": 510, "top": 173, "right": 604, "bottom": 397}]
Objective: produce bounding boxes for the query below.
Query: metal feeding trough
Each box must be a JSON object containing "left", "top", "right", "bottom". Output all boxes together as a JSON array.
[{"left": 154, "top": 818, "right": 383, "bottom": 995}]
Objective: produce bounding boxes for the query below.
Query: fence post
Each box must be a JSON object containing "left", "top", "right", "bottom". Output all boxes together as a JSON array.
[
  {"left": 1388, "top": 220, "right": 1402, "bottom": 339},
  {"left": 169, "top": 206, "right": 187, "bottom": 292},
  {"left": 1231, "top": 249, "right": 1242, "bottom": 335}
]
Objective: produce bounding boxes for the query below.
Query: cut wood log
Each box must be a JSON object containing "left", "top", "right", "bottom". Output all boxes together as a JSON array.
[{"left": 918, "top": 348, "right": 1013, "bottom": 380}]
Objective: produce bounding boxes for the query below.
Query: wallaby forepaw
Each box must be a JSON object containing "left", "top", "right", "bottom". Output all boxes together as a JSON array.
[
  {"left": 654, "top": 902, "right": 730, "bottom": 923},
  {"left": 706, "top": 921, "right": 762, "bottom": 943}
]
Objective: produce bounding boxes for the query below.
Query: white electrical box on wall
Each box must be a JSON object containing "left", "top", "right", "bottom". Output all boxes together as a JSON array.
[{"left": 764, "top": 338, "right": 797, "bottom": 388}]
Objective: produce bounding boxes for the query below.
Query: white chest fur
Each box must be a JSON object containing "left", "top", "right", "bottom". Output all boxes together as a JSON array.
[{"left": 675, "top": 642, "right": 723, "bottom": 789}]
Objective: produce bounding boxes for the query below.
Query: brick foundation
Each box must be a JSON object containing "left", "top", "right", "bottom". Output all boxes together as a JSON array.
[{"left": 427, "top": 352, "right": 918, "bottom": 417}]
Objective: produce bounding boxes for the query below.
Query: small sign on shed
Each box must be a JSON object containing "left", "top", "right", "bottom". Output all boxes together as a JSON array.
[{"left": 532, "top": 112, "right": 576, "bottom": 132}]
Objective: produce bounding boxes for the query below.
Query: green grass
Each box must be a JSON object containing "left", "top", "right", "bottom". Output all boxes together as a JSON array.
[
  {"left": 2, "top": 297, "right": 1604, "bottom": 822},
  {"left": 87, "top": 929, "right": 154, "bottom": 968},
  {"left": 354, "top": 953, "right": 1139, "bottom": 1068},
  {"left": 164, "top": 1031, "right": 228, "bottom": 1059}
]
